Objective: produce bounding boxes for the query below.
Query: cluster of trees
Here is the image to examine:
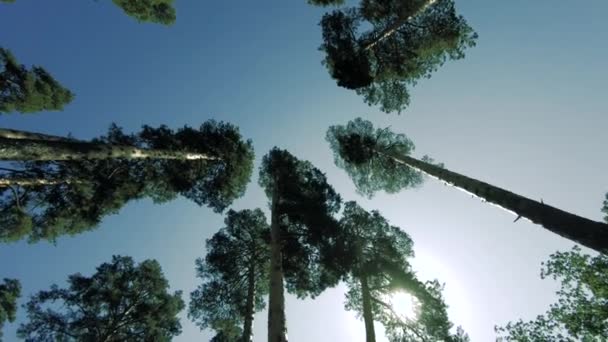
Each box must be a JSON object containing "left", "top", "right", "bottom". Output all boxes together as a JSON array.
[{"left": 2, "top": 0, "right": 608, "bottom": 341}]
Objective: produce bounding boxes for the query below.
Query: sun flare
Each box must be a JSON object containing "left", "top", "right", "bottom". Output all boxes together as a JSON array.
[{"left": 388, "top": 291, "right": 418, "bottom": 321}]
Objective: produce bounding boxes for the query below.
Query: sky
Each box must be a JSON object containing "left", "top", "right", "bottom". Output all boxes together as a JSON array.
[{"left": 1, "top": 0, "right": 607, "bottom": 341}]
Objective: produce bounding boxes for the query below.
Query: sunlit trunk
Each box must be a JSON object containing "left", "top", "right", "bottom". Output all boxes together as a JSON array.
[
  {"left": 360, "top": 275, "right": 376, "bottom": 342},
  {"left": 0, "top": 178, "right": 78, "bottom": 187},
  {"left": 242, "top": 261, "right": 256, "bottom": 342},
  {"left": 268, "top": 185, "right": 287, "bottom": 342},
  {"left": 363, "top": 0, "right": 436, "bottom": 51},
  {"left": 0, "top": 137, "right": 217, "bottom": 161},
  {"left": 0, "top": 128, "right": 78, "bottom": 142},
  {"left": 379, "top": 150, "right": 608, "bottom": 253}
]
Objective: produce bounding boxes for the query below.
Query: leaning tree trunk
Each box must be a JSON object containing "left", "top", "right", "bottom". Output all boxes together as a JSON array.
[
  {"left": 0, "top": 136, "right": 218, "bottom": 161},
  {"left": 363, "top": 0, "right": 437, "bottom": 51},
  {"left": 267, "top": 185, "right": 288, "bottom": 342},
  {"left": 0, "top": 178, "right": 79, "bottom": 187},
  {"left": 378, "top": 150, "right": 608, "bottom": 253},
  {"left": 0, "top": 128, "right": 79, "bottom": 142},
  {"left": 360, "top": 275, "right": 377, "bottom": 342},
  {"left": 242, "top": 261, "right": 256, "bottom": 342}
]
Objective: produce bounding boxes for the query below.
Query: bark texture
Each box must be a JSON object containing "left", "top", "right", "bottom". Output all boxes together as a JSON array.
[
  {"left": 0, "top": 137, "right": 217, "bottom": 161},
  {"left": 360, "top": 275, "right": 377, "bottom": 342},
  {"left": 382, "top": 151, "right": 608, "bottom": 253},
  {"left": 267, "top": 185, "right": 287, "bottom": 342},
  {"left": 242, "top": 261, "right": 256, "bottom": 342}
]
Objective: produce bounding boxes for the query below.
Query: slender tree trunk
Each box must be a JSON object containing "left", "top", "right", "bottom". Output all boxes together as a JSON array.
[
  {"left": 242, "top": 261, "right": 256, "bottom": 342},
  {"left": 0, "top": 137, "right": 218, "bottom": 161},
  {"left": 379, "top": 150, "right": 608, "bottom": 253},
  {"left": 268, "top": 184, "right": 288, "bottom": 342},
  {"left": 363, "top": 0, "right": 436, "bottom": 51},
  {"left": 0, "top": 128, "right": 79, "bottom": 142},
  {"left": 0, "top": 178, "right": 79, "bottom": 187},
  {"left": 360, "top": 275, "right": 376, "bottom": 342}
]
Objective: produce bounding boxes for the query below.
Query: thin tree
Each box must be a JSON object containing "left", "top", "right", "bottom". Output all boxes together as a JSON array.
[
  {"left": 339, "top": 201, "right": 466, "bottom": 342},
  {"left": 326, "top": 118, "right": 608, "bottom": 253},
  {"left": 0, "top": 120, "right": 254, "bottom": 243},
  {"left": 18, "top": 255, "right": 184, "bottom": 341},
  {"left": 0, "top": 48, "right": 73, "bottom": 114},
  {"left": 602, "top": 193, "right": 607, "bottom": 223},
  {"left": 319, "top": 0, "right": 476, "bottom": 113},
  {"left": 496, "top": 246, "right": 608, "bottom": 341},
  {"left": 189, "top": 209, "right": 270, "bottom": 342},
  {"left": 0, "top": 278, "right": 21, "bottom": 341},
  {"left": 258, "top": 148, "right": 343, "bottom": 342},
  {"left": 111, "top": 0, "right": 176, "bottom": 25}
]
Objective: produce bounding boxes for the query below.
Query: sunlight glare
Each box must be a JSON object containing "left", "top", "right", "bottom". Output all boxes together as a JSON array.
[{"left": 389, "top": 291, "right": 417, "bottom": 321}]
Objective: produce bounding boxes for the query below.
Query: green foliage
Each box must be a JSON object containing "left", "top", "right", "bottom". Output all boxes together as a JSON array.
[
  {"left": 259, "top": 148, "right": 343, "bottom": 297},
  {"left": 0, "top": 0, "right": 16, "bottom": 3},
  {"left": 602, "top": 193, "right": 607, "bottom": 223},
  {"left": 339, "top": 201, "right": 463, "bottom": 341},
  {"left": 0, "top": 120, "right": 254, "bottom": 243},
  {"left": 18, "top": 255, "right": 184, "bottom": 341},
  {"left": 112, "top": 0, "right": 176, "bottom": 25},
  {"left": 0, "top": 48, "right": 74, "bottom": 114},
  {"left": 189, "top": 209, "right": 270, "bottom": 338},
  {"left": 319, "top": 0, "right": 477, "bottom": 113},
  {"left": 326, "top": 118, "right": 423, "bottom": 198},
  {"left": 0, "top": 278, "right": 21, "bottom": 341},
  {"left": 496, "top": 246, "right": 608, "bottom": 341}
]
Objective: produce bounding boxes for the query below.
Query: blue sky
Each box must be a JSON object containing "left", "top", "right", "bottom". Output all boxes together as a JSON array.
[{"left": 1, "top": 0, "right": 607, "bottom": 341}]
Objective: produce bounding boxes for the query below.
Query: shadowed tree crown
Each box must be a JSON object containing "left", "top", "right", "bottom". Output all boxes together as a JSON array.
[
  {"left": 319, "top": 0, "right": 477, "bottom": 113},
  {"left": 496, "top": 246, "right": 608, "bottom": 341},
  {"left": 326, "top": 117, "right": 423, "bottom": 197},
  {"left": 259, "top": 148, "right": 343, "bottom": 296},
  {"left": 112, "top": 0, "right": 176, "bottom": 25},
  {"left": 0, "top": 120, "right": 254, "bottom": 243},
  {"left": 18, "top": 255, "right": 184, "bottom": 341},
  {"left": 0, "top": 48, "right": 73, "bottom": 114},
  {"left": 0, "top": 278, "right": 21, "bottom": 341},
  {"left": 189, "top": 208, "right": 270, "bottom": 341}
]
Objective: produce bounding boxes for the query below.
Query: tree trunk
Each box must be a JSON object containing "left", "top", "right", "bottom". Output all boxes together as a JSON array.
[
  {"left": 0, "top": 128, "right": 79, "bottom": 142},
  {"left": 360, "top": 275, "right": 376, "bottom": 342},
  {"left": 267, "top": 185, "right": 288, "bottom": 342},
  {"left": 0, "top": 137, "right": 218, "bottom": 161},
  {"left": 363, "top": 0, "right": 436, "bottom": 51},
  {"left": 242, "top": 261, "right": 256, "bottom": 342},
  {"left": 0, "top": 178, "right": 79, "bottom": 187},
  {"left": 379, "top": 151, "right": 608, "bottom": 253}
]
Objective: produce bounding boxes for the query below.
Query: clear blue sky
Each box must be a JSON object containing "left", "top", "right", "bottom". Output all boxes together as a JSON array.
[{"left": 1, "top": 0, "right": 607, "bottom": 341}]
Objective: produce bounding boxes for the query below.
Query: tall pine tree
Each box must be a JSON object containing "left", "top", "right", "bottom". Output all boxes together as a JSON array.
[
  {"left": 189, "top": 209, "right": 270, "bottom": 342},
  {"left": 0, "top": 120, "right": 254, "bottom": 243},
  {"left": 327, "top": 118, "right": 608, "bottom": 253},
  {"left": 259, "top": 148, "right": 342, "bottom": 342}
]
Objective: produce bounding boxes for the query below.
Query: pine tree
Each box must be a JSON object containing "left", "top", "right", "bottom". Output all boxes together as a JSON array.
[
  {"left": 326, "top": 118, "right": 608, "bottom": 253},
  {"left": 189, "top": 209, "right": 270, "bottom": 342},
  {"left": 112, "top": 0, "right": 176, "bottom": 25},
  {"left": 319, "top": 0, "right": 476, "bottom": 113},
  {"left": 18, "top": 256, "right": 184, "bottom": 341},
  {"left": 258, "top": 148, "right": 342, "bottom": 342},
  {"left": 0, "top": 278, "right": 21, "bottom": 342},
  {"left": 0, "top": 121, "right": 254, "bottom": 243},
  {"left": 0, "top": 48, "right": 73, "bottom": 114}
]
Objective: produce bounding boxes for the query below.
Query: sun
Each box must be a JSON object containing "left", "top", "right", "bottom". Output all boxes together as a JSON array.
[{"left": 388, "top": 291, "right": 418, "bottom": 321}]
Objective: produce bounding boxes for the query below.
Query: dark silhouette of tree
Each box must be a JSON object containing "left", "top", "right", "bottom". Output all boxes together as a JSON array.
[
  {"left": 339, "top": 201, "right": 466, "bottom": 342},
  {"left": 0, "top": 278, "right": 21, "bottom": 341},
  {"left": 18, "top": 255, "right": 184, "bottom": 341},
  {"left": 496, "top": 246, "right": 608, "bottom": 341},
  {"left": 189, "top": 209, "right": 270, "bottom": 342},
  {"left": 602, "top": 193, "right": 607, "bottom": 223},
  {"left": 258, "top": 148, "right": 342, "bottom": 342},
  {"left": 319, "top": 0, "right": 476, "bottom": 113},
  {"left": 308, "top": 0, "right": 344, "bottom": 6},
  {"left": 0, "top": 120, "right": 254, "bottom": 243},
  {"left": 326, "top": 118, "right": 608, "bottom": 253},
  {"left": 0, "top": 48, "right": 73, "bottom": 114},
  {"left": 112, "top": 0, "right": 176, "bottom": 25}
]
